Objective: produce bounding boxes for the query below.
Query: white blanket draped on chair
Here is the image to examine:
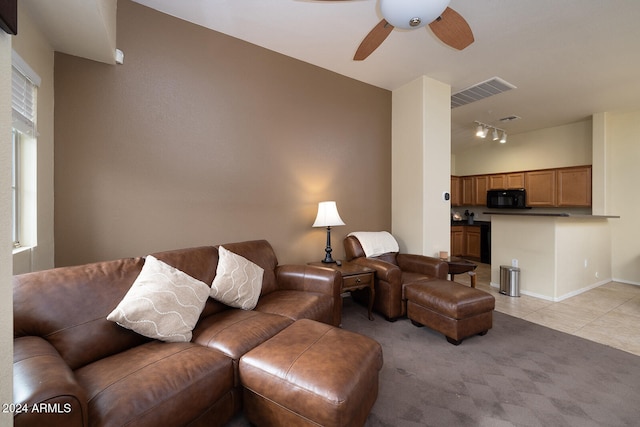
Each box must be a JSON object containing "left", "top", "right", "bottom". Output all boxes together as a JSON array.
[{"left": 348, "top": 231, "right": 399, "bottom": 258}]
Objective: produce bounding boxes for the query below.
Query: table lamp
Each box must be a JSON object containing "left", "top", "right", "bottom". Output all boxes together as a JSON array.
[{"left": 312, "top": 201, "right": 345, "bottom": 263}]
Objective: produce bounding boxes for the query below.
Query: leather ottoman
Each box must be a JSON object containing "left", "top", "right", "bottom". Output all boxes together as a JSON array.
[
  {"left": 239, "top": 319, "right": 383, "bottom": 427},
  {"left": 404, "top": 279, "right": 495, "bottom": 345}
]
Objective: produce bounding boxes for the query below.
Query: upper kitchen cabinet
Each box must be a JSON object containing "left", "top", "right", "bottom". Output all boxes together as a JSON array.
[
  {"left": 461, "top": 176, "right": 474, "bottom": 205},
  {"left": 488, "top": 172, "right": 525, "bottom": 190},
  {"left": 452, "top": 166, "right": 591, "bottom": 208},
  {"left": 524, "top": 166, "right": 592, "bottom": 207},
  {"left": 474, "top": 176, "right": 488, "bottom": 207},
  {"left": 557, "top": 166, "right": 592, "bottom": 207},
  {"left": 451, "top": 176, "right": 461, "bottom": 206},
  {"left": 505, "top": 172, "right": 525, "bottom": 189},
  {"left": 525, "top": 169, "right": 557, "bottom": 206},
  {"left": 488, "top": 174, "right": 504, "bottom": 190},
  {"left": 460, "top": 175, "right": 488, "bottom": 206}
]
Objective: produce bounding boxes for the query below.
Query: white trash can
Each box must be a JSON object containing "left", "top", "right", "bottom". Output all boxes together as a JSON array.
[{"left": 499, "top": 265, "right": 520, "bottom": 297}]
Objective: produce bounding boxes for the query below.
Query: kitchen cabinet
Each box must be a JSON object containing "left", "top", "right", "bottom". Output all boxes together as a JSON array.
[
  {"left": 450, "top": 176, "right": 461, "bottom": 206},
  {"left": 461, "top": 177, "right": 474, "bottom": 205},
  {"left": 505, "top": 172, "right": 525, "bottom": 189},
  {"left": 488, "top": 172, "right": 524, "bottom": 190},
  {"left": 452, "top": 165, "right": 590, "bottom": 208},
  {"left": 474, "top": 176, "right": 488, "bottom": 207},
  {"left": 488, "top": 174, "right": 505, "bottom": 190},
  {"left": 465, "top": 227, "right": 481, "bottom": 259},
  {"left": 450, "top": 225, "right": 483, "bottom": 260},
  {"left": 450, "top": 226, "right": 465, "bottom": 256},
  {"left": 460, "top": 175, "right": 487, "bottom": 206},
  {"left": 557, "top": 166, "right": 591, "bottom": 207},
  {"left": 525, "top": 169, "right": 557, "bottom": 206}
]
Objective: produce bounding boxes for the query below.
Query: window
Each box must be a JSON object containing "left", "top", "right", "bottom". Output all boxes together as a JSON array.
[
  {"left": 11, "top": 51, "right": 40, "bottom": 249},
  {"left": 11, "top": 129, "right": 19, "bottom": 247}
]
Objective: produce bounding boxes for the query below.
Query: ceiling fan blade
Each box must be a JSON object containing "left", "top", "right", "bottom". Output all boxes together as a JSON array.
[
  {"left": 428, "top": 7, "right": 474, "bottom": 50},
  {"left": 354, "top": 19, "right": 394, "bottom": 61}
]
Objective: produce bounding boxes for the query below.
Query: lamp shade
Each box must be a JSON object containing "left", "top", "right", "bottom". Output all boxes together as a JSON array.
[
  {"left": 312, "top": 201, "right": 345, "bottom": 227},
  {"left": 380, "top": 0, "right": 450, "bottom": 29}
]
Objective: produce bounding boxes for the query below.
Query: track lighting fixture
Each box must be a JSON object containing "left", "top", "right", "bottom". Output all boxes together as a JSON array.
[
  {"left": 500, "top": 131, "right": 507, "bottom": 144},
  {"left": 473, "top": 121, "right": 507, "bottom": 144}
]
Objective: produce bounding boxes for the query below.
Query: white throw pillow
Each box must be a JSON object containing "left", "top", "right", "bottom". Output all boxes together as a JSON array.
[
  {"left": 210, "top": 246, "right": 264, "bottom": 310},
  {"left": 107, "top": 255, "right": 210, "bottom": 342}
]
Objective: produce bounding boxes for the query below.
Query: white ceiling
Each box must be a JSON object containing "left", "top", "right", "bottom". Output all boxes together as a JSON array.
[{"left": 23, "top": 0, "right": 640, "bottom": 152}]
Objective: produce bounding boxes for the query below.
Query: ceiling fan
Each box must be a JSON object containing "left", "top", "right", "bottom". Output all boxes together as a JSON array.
[{"left": 317, "top": 0, "right": 474, "bottom": 60}]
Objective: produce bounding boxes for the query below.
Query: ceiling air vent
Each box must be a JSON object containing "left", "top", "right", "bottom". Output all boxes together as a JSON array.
[
  {"left": 499, "top": 115, "right": 521, "bottom": 122},
  {"left": 451, "top": 77, "right": 517, "bottom": 108}
]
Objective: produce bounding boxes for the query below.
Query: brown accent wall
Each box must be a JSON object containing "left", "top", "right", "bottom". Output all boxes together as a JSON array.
[{"left": 54, "top": 0, "right": 391, "bottom": 266}]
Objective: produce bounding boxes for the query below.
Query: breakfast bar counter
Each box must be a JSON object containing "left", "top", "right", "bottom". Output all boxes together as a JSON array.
[{"left": 485, "top": 212, "right": 619, "bottom": 301}]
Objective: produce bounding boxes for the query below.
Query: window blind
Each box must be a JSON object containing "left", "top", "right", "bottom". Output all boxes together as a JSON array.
[{"left": 11, "top": 51, "right": 40, "bottom": 137}]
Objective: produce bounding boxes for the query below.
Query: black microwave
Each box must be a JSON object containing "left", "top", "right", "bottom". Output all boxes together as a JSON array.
[{"left": 487, "top": 189, "right": 529, "bottom": 209}]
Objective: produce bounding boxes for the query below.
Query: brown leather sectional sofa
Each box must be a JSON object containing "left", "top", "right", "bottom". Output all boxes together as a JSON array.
[{"left": 12, "top": 240, "right": 345, "bottom": 427}]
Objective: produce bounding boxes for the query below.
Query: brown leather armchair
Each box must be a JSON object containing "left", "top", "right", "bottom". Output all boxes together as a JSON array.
[{"left": 344, "top": 234, "right": 448, "bottom": 321}]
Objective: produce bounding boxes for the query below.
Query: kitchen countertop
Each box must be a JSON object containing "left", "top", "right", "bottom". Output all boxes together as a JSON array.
[
  {"left": 451, "top": 220, "right": 491, "bottom": 226},
  {"left": 483, "top": 212, "right": 620, "bottom": 219}
]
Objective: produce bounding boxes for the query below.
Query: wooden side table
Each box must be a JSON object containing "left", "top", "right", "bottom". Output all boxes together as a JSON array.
[
  {"left": 308, "top": 261, "right": 375, "bottom": 320},
  {"left": 444, "top": 257, "right": 478, "bottom": 288}
]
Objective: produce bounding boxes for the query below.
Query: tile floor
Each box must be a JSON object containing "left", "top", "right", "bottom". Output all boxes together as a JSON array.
[{"left": 453, "top": 262, "right": 640, "bottom": 357}]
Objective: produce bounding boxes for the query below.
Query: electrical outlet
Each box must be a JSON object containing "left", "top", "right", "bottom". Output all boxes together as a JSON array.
[
  {"left": 584, "top": 259, "right": 588, "bottom": 268},
  {"left": 511, "top": 259, "right": 518, "bottom": 267},
  {"left": 595, "top": 272, "right": 600, "bottom": 279}
]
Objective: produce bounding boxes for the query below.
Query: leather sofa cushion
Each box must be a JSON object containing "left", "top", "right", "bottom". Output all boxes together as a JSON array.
[
  {"left": 13, "top": 336, "right": 88, "bottom": 427},
  {"left": 255, "top": 290, "right": 335, "bottom": 325},
  {"left": 13, "top": 257, "right": 149, "bottom": 370},
  {"left": 75, "top": 341, "right": 234, "bottom": 427},
  {"left": 192, "top": 310, "right": 293, "bottom": 363}
]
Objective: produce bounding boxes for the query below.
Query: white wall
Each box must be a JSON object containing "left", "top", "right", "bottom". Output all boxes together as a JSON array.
[
  {"left": 556, "top": 219, "right": 611, "bottom": 297},
  {"left": 607, "top": 110, "right": 640, "bottom": 284},
  {"left": 11, "top": 5, "right": 56, "bottom": 274},
  {"left": 392, "top": 78, "right": 425, "bottom": 253},
  {"left": 453, "top": 119, "right": 592, "bottom": 176},
  {"left": 491, "top": 216, "right": 612, "bottom": 301},
  {"left": 491, "top": 216, "right": 557, "bottom": 298},
  {"left": 392, "top": 76, "right": 451, "bottom": 256},
  {"left": 1, "top": 30, "right": 14, "bottom": 426}
]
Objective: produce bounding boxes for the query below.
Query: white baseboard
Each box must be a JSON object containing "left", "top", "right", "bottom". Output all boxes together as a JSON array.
[
  {"left": 490, "top": 279, "right": 614, "bottom": 302},
  {"left": 612, "top": 278, "right": 640, "bottom": 287}
]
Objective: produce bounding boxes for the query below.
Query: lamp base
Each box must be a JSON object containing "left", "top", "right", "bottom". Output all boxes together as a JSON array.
[{"left": 321, "top": 226, "right": 336, "bottom": 264}]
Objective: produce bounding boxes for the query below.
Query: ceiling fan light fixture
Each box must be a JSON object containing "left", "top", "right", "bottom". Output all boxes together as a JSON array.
[{"left": 380, "top": 0, "right": 450, "bottom": 30}]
